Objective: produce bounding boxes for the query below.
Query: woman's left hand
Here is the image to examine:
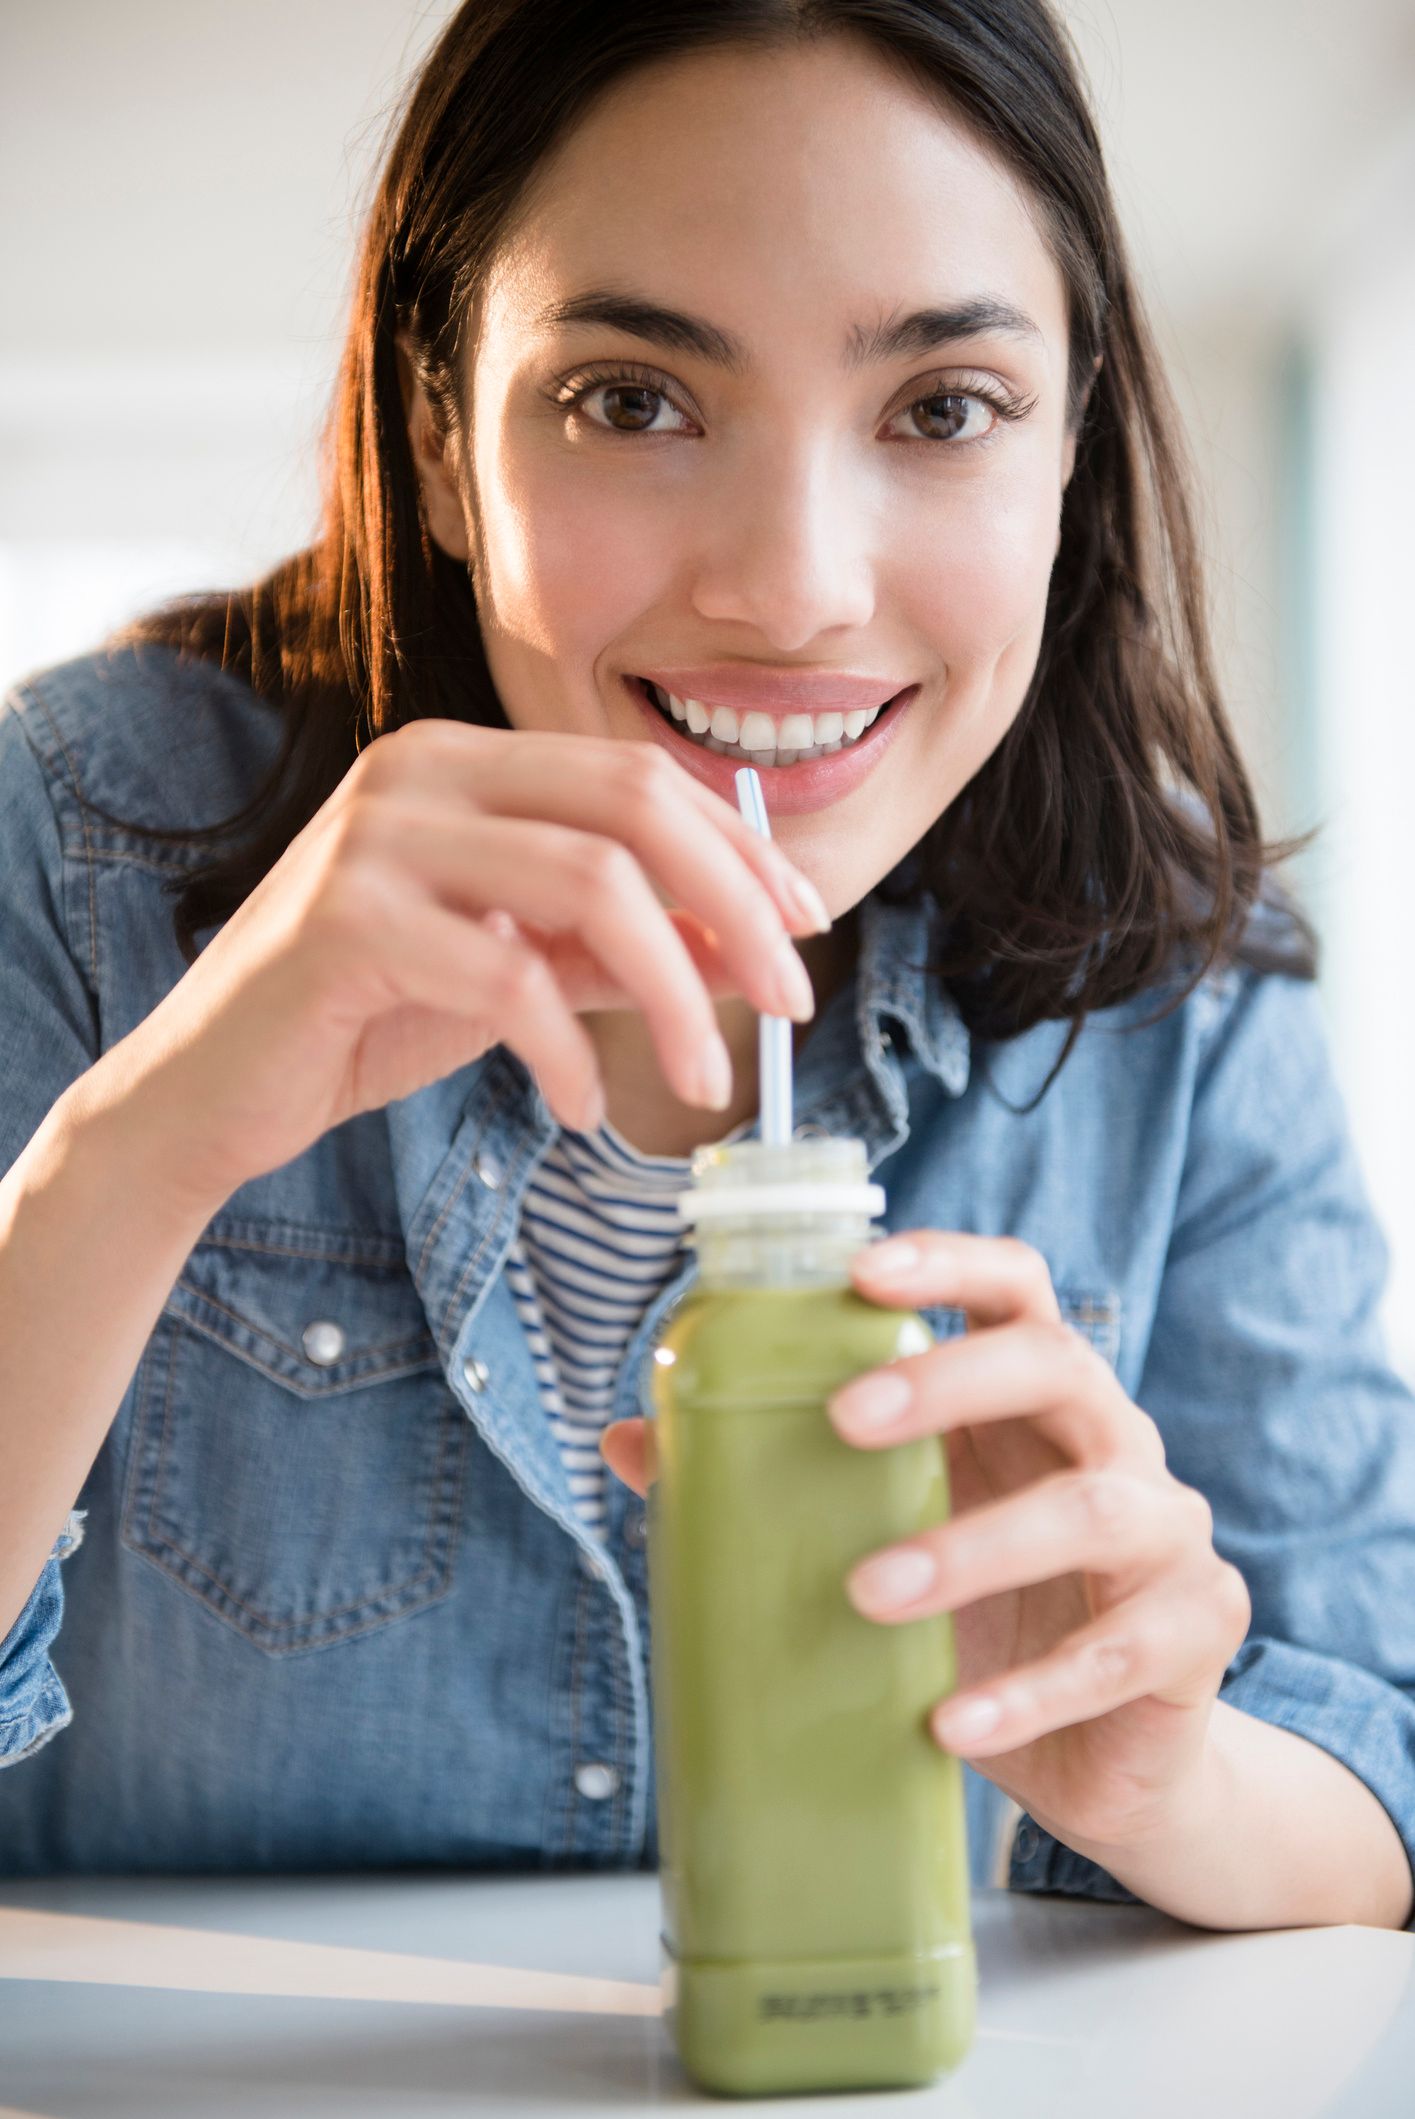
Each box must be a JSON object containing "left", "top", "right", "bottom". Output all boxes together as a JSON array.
[
  {"left": 603, "top": 1227, "right": 1253, "bottom": 1862},
  {"left": 825, "top": 1230, "right": 1252, "bottom": 1857}
]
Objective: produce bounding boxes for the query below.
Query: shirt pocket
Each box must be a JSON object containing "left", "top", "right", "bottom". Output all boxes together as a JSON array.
[
  {"left": 919, "top": 1285, "right": 1122, "bottom": 1370},
  {"left": 120, "top": 1220, "right": 468, "bottom": 1657}
]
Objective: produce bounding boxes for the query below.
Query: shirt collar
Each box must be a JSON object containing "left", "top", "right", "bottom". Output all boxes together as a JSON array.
[{"left": 854, "top": 887, "right": 971, "bottom": 1098}]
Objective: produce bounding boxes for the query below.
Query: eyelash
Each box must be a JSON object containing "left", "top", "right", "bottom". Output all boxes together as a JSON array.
[{"left": 548, "top": 359, "right": 1038, "bottom": 447}]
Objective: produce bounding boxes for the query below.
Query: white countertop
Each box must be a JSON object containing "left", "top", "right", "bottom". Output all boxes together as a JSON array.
[{"left": 1, "top": 1871, "right": 1412, "bottom": 2116}]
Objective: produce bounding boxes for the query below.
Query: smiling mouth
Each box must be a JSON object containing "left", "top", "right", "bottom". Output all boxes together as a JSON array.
[{"left": 631, "top": 677, "right": 911, "bottom": 765}]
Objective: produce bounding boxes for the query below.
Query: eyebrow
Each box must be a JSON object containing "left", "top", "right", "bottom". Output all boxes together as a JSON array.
[{"left": 534, "top": 289, "right": 1043, "bottom": 373}]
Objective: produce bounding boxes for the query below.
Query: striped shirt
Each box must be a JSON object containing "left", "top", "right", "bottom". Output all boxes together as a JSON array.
[{"left": 504, "top": 1122, "right": 693, "bottom": 1535}]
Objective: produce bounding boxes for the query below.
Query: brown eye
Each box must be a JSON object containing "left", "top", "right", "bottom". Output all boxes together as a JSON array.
[
  {"left": 903, "top": 392, "right": 995, "bottom": 443},
  {"left": 575, "top": 382, "right": 690, "bottom": 434}
]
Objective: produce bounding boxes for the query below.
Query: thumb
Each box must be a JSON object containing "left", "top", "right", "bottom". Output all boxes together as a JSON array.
[{"left": 600, "top": 1417, "right": 657, "bottom": 1496}]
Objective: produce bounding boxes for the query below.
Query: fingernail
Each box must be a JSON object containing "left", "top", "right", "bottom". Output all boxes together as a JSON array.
[
  {"left": 829, "top": 1368, "right": 912, "bottom": 1432},
  {"left": 859, "top": 1237, "right": 921, "bottom": 1281},
  {"left": 783, "top": 868, "right": 832, "bottom": 933},
  {"left": 772, "top": 938, "right": 815, "bottom": 1022},
  {"left": 696, "top": 1034, "right": 733, "bottom": 1110},
  {"left": 932, "top": 1695, "right": 1002, "bottom": 1748},
  {"left": 849, "top": 1546, "right": 936, "bottom": 1611}
]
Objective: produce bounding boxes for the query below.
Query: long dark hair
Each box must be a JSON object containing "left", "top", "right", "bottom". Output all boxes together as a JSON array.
[{"left": 104, "top": 0, "right": 1315, "bottom": 1072}]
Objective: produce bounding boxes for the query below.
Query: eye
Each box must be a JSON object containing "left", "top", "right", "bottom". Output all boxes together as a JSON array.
[
  {"left": 556, "top": 367, "right": 695, "bottom": 436},
  {"left": 887, "top": 390, "right": 1006, "bottom": 445}
]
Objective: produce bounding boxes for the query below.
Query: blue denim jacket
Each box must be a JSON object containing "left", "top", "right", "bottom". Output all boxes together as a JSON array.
[{"left": 3, "top": 643, "right": 1415, "bottom": 1918}]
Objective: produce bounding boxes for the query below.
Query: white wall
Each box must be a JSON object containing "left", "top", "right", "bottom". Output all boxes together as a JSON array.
[
  {"left": 0, "top": 0, "right": 462, "bottom": 674},
  {"left": 1303, "top": 125, "right": 1415, "bottom": 1374}
]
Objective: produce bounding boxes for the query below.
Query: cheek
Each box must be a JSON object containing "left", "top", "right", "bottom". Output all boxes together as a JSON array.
[
  {"left": 474, "top": 431, "right": 675, "bottom": 661},
  {"left": 895, "top": 466, "right": 1058, "bottom": 664}
]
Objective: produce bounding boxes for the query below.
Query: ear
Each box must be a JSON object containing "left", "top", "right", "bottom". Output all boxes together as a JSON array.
[{"left": 395, "top": 331, "right": 471, "bottom": 562}]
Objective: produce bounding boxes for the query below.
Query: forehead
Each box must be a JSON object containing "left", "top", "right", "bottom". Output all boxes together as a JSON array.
[{"left": 481, "top": 34, "right": 1069, "bottom": 366}]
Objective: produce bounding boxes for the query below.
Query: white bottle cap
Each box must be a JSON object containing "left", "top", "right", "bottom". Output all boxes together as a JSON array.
[{"left": 677, "top": 1180, "right": 886, "bottom": 1224}]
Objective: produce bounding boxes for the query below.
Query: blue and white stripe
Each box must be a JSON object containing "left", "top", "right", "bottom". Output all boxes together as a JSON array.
[{"left": 505, "top": 1122, "right": 691, "bottom": 1534}]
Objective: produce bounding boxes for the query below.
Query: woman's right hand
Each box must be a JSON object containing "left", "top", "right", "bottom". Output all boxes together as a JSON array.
[{"left": 90, "top": 718, "right": 829, "bottom": 1215}]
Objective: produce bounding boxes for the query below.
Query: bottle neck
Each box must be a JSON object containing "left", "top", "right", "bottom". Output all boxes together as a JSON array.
[
  {"left": 690, "top": 1211, "right": 875, "bottom": 1290},
  {"left": 677, "top": 1136, "right": 881, "bottom": 1290}
]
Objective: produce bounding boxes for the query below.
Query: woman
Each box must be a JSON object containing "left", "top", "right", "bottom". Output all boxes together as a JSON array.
[{"left": 1, "top": 0, "right": 1412, "bottom": 1930}]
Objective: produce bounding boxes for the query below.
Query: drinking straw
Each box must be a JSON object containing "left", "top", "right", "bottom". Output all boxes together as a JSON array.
[{"left": 733, "top": 767, "right": 794, "bottom": 1147}]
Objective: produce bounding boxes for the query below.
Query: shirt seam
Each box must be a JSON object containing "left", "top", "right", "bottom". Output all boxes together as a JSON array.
[{"left": 10, "top": 676, "right": 103, "bottom": 997}]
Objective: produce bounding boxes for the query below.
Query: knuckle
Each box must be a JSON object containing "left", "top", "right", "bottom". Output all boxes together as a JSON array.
[
  {"left": 573, "top": 835, "right": 639, "bottom": 905},
  {"left": 326, "top": 800, "right": 388, "bottom": 867},
  {"left": 1000, "top": 1236, "right": 1051, "bottom": 1297},
  {"left": 1177, "top": 1480, "right": 1215, "bottom": 1546},
  {"left": 349, "top": 731, "right": 405, "bottom": 792},
  {"left": 1039, "top": 1317, "right": 1093, "bottom": 1379},
  {"left": 619, "top": 744, "right": 677, "bottom": 812},
  {"left": 1132, "top": 1408, "right": 1167, "bottom": 1471},
  {"left": 1082, "top": 1634, "right": 1136, "bottom": 1695},
  {"left": 491, "top": 944, "right": 549, "bottom": 1017},
  {"left": 1071, "top": 1468, "right": 1135, "bottom": 1540},
  {"left": 1216, "top": 1560, "right": 1253, "bottom": 1638}
]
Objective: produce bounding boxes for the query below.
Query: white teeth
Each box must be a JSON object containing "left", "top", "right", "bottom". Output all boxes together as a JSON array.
[{"left": 640, "top": 681, "right": 904, "bottom": 764}]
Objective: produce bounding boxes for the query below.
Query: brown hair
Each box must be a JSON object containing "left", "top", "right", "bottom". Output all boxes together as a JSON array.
[{"left": 105, "top": 0, "right": 1315, "bottom": 1082}]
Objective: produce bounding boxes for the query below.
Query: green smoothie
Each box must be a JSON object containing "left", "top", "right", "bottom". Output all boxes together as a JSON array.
[{"left": 647, "top": 1139, "right": 975, "bottom": 2097}]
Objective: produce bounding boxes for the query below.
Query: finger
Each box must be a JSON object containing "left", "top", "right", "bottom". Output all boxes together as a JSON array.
[
  {"left": 928, "top": 1562, "right": 1252, "bottom": 1758},
  {"left": 363, "top": 892, "right": 604, "bottom": 1131},
  {"left": 385, "top": 722, "right": 832, "bottom": 950},
  {"left": 508, "top": 748, "right": 820, "bottom": 1025},
  {"left": 828, "top": 1317, "right": 1153, "bottom": 1469},
  {"left": 600, "top": 1418, "right": 656, "bottom": 1495},
  {"left": 371, "top": 811, "right": 741, "bottom": 1107},
  {"left": 845, "top": 1468, "right": 1209, "bottom": 1624},
  {"left": 507, "top": 909, "right": 746, "bottom": 1013},
  {"left": 850, "top": 1230, "right": 1062, "bottom": 1329}
]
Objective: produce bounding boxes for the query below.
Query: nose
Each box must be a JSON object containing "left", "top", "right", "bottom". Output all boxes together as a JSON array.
[{"left": 689, "top": 437, "right": 876, "bottom": 650}]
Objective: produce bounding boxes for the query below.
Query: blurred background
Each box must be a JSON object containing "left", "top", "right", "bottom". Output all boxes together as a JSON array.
[{"left": 3, "top": 2, "right": 1414, "bottom": 1370}]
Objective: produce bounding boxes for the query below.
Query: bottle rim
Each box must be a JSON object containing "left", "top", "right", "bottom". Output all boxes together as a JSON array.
[{"left": 676, "top": 1181, "right": 886, "bottom": 1224}]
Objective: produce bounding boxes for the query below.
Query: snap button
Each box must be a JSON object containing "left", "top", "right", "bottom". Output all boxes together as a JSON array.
[
  {"left": 625, "top": 1511, "right": 648, "bottom": 1549},
  {"left": 879, "top": 1029, "right": 894, "bottom": 1050},
  {"left": 1014, "top": 1823, "right": 1039, "bottom": 1864},
  {"left": 301, "top": 1319, "right": 347, "bottom": 1366},
  {"left": 461, "top": 1356, "right": 490, "bottom": 1394},
  {"left": 574, "top": 1762, "right": 618, "bottom": 1802},
  {"left": 473, "top": 1152, "right": 503, "bottom": 1192}
]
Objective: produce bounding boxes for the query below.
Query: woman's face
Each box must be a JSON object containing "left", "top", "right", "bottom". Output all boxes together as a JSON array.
[{"left": 410, "top": 34, "right": 1078, "bottom": 913}]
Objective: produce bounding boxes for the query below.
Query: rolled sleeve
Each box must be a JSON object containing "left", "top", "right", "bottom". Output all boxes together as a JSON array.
[
  {"left": 1008, "top": 1640, "right": 1415, "bottom": 1913},
  {"left": 1, "top": 687, "right": 103, "bottom": 1769},
  {"left": 1010, "top": 962, "right": 1415, "bottom": 1920},
  {"left": 0, "top": 1509, "right": 85, "bottom": 1766}
]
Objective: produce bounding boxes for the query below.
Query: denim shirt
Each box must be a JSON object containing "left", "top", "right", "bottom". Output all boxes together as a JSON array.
[{"left": 3, "top": 643, "right": 1415, "bottom": 1919}]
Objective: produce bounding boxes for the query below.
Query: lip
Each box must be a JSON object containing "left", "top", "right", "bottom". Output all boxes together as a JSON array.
[
  {"left": 625, "top": 675, "right": 919, "bottom": 816},
  {"left": 637, "top": 664, "right": 909, "bottom": 715}
]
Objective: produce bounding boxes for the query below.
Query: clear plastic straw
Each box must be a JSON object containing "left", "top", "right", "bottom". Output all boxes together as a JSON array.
[{"left": 734, "top": 767, "right": 794, "bottom": 1147}]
